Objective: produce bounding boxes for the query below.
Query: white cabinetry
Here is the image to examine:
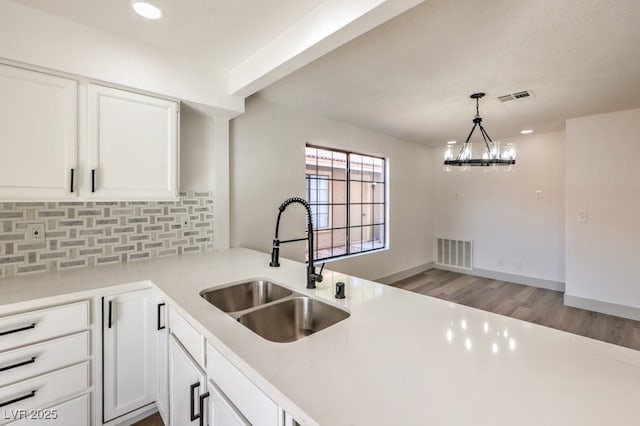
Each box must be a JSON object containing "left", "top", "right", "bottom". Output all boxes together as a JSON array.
[
  {"left": 0, "top": 62, "right": 180, "bottom": 201},
  {"left": 0, "top": 301, "right": 91, "bottom": 426},
  {"left": 169, "top": 335, "right": 208, "bottom": 426},
  {"left": 206, "top": 343, "right": 280, "bottom": 426},
  {"left": 102, "top": 289, "right": 158, "bottom": 422},
  {"left": 207, "top": 380, "right": 249, "bottom": 426},
  {"left": 155, "top": 299, "right": 169, "bottom": 425},
  {"left": 87, "top": 84, "right": 179, "bottom": 200},
  {"left": 0, "top": 63, "right": 77, "bottom": 200}
]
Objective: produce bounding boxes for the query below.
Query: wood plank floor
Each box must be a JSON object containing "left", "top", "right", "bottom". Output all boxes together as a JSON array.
[
  {"left": 132, "top": 413, "right": 163, "bottom": 426},
  {"left": 391, "top": 268, "right": 640, "bottom": 351}
]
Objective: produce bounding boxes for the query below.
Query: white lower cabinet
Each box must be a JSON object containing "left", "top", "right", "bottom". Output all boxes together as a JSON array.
[
  {"left": 12, "top": 393, "right": 91, "bottom": 426},
  {"left": 169, "top": 335, "right": 207, "bottom": 426},
  {"left": 155, "top": 299, "right": 169, "bottom": 425},
  {"left": 0, "top": 362, "right": 90, "bottom": 425},
  {"left": 0, "top": 301, "right": 91, "bottom": 426},
  {"left": 207, "top": 380, "right": 249, "bottom": 426},
  {"left": 206, "top": 343, "right": 280, "bottom": 426},
  {"left": 102, "top": 289, "right": 158, "bottom": 422}
]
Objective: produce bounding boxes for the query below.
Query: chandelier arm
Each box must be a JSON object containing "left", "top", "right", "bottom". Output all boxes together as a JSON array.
[
  {"left": 457, "top": 122, "right": 478, "bottom": 159},
  {"left": 478, "top": 124, "right": 494, "bottom": 154}
]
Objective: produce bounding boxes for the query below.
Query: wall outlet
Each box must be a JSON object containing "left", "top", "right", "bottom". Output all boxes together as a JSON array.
[
  {"left": 26, "top": 222, "right": 46, "bottom": 243},
  {"left": 536, "top": 190, "right": 543, "bottom": 200},
  {"left": 178, "top": 215, "right": 191, "bottom": 229},
  {"left": 577, "top": 212, "right": 588, "bottom": 223}
]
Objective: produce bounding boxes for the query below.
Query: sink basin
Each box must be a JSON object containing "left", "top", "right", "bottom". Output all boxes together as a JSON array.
[
  {"left": 237, "top": 297, "right": 350, "bottom": 343},
  {"left": 200, "top": 280, "right": 292, "bottom": 312}
]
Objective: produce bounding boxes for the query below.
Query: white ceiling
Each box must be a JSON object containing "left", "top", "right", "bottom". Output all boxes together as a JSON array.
[
  {"left": 257, "top": 0, "right": 640, "bottom": 145},
  {"left": 12, "top": 0, "right": 326, "bottom": 70},
  {"left": 13, "top": 0, "right": 640, "bottom": 146}
]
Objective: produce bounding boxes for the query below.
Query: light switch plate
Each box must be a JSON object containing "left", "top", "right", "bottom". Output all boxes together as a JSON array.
[{"left": 577, "top": 212, "right": 588, "bottom": 223}]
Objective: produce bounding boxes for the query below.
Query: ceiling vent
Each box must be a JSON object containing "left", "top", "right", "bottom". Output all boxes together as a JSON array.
[{"left": 498, "top": 90, "right": 534, "bottom": 103}]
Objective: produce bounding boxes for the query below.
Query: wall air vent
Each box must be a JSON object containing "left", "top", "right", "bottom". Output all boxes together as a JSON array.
[
  {"left": 436, "top": 238, "right": 473, "bottom": 270},
  {"left": 498, "top": 90, "right": 535, "bottom": 103}
]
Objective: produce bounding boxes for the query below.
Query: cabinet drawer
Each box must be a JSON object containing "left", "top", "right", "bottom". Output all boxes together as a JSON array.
[
  {"left": 206, "top": 343, "right": 279, "bottom": 426},
  {"left": 168, "top": 306, "right": 204, "bottom": 368},
  {"left": 0, "top": 331, "right": 90, "bottom": 387},
  {"left": 11, "top": 393, "right": 90, "bottom": 426},
  {"left": 0, "top": 302, "right": 90, "bottom": 352},
  {"left": 0, "top": 361, "right": 90, "bottom": 425}
]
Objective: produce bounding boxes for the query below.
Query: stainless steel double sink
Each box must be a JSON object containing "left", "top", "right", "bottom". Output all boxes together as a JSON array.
[{"left": 200, "top": 280, "right": 350, "bottom": 343}]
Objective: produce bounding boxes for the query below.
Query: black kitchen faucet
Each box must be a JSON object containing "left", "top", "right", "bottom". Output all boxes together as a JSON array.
[{"left": 269, "top": 197, "right": 324, "bottom": 289}]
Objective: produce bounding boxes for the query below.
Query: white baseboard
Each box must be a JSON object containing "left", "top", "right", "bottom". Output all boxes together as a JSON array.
[
  {"left": 564, "top": 294, "right": 640, "bottom": 322},
  {"left": 377, "top": 261, "right": 435, "bottom": 284},
  {"left": 435, "top": 264, "right": 565, "bottom": 292}
]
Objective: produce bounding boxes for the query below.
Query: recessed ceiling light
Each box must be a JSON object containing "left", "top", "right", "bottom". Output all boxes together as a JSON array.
[
  {"left": 446, "top": 140, "right": 457, "bottom": 145},
  {"left": 132, "top": 2, "right": 164, "bottom": 20},
  {"left": 520, "top": 129, "right": 534, "bottom": 135}
]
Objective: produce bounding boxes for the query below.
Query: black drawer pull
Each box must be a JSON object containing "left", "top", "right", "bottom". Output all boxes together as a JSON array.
[
  {"left": 199, "top": 392, "right": 210, "bottom": 426},
  {"left": 157, "top": 302, "right": 166, "bottom": 330},
  {"left": 0, "top": 390, "right": 36, "bottom": 408},
  {"left": 0, "top": 323, "right": 36, "bottom": 337},
  {"left": 190, "top": 382, "right": 200, "bottom": 421},
  {"left": 69, "top": 168, "right": 75, "bottom": 193},
  {"left": 0, "top": 356, "right": 36, "bottom": 373},
  {"left": 91, "top": 169, "right": 96, "bottom": 193},
  {"left": 108, "top": 300, "right": 113, "bottom": 329}
]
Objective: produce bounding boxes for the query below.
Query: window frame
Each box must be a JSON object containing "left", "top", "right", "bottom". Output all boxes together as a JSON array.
[
  {"left": 305, "top": 144, "right": 387, "bottom": 262},
  {"left": 305, "top": 172, "right": 332, "bottom": 230}
]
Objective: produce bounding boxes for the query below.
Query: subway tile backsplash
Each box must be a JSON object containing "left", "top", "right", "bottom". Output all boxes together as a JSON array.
[{"left": 0, "top": 191, "right": 214, "bottom": 278}]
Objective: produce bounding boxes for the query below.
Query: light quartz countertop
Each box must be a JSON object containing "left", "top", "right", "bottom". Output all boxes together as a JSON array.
[{"left": 1, "top": 248, "right": 639, "bottom": 425}]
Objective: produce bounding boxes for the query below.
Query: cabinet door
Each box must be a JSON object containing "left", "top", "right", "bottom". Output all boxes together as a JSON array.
[
  {"left": 155, "top": 299, "right": 169, "bottom": 425},
  {"left": 87, "top": 84, "right": 178, "bottom": 200},
  {"left": 0, "top": 63, "right": 77, "bottom": 200},
  {"left": 208, "top": 380, "right": 249, "bottom": 426},
  {"left": 103, "top": 289, "right": 157, "bottom": 422},
  {"left": 169, "top": 335, "right": 207, "bottom": 426}
]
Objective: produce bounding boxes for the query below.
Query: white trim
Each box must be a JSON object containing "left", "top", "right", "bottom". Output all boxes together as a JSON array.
[
  {"left": 320, "top": 247, "right": 389, "bottom": 265},
  {"left": 376, "top": 261, "right": 435, "bottom": 284},
  {"left": 564, "top": 294, "right": 640, "bottom": 322},
  {"left": 436, "top": 265, "right": 565, "bottom": 292}
]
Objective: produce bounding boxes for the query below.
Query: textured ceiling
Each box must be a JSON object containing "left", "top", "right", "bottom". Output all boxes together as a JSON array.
[
  {"left": 257, "top": 0, "right": 640, "bottom": 145},
  {"left": 12, "top": 0, "right": 326, "bottom": 70}
]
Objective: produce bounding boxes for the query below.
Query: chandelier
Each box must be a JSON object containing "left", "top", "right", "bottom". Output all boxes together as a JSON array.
[{"left": 443, "top": 93, "right": 516, "bottom": 168}]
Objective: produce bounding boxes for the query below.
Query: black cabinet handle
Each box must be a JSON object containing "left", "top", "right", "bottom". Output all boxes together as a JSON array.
[
  {"left": 69, "top": 168, "right": 75, "bottom": 193},
  {"left": 190, "top": 382, "right": 200, "bottom": 421},
  {"left": 0, "top": 323, "right": 36, "bottom": 337},
  {"left": 108, "top": 300, "right": 113, "bottom": 329},
  {"left": 198, "top": 392, "right": 210, "bottom": 426},
  {"left": 0, "top": 356, "right": 36, "bottom": 373},
  {"left": 0, "top": 390, "right": 36, "bottom": 408},
  {"left": 157, "top": 302, "right": 166, "bottom": 330},
  {"left": 91, "top": 169, "right": 96, "bottom": 193}
]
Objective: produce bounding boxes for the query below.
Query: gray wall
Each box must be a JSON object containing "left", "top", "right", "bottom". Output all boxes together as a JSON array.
[{"left": 230, "top": 96, "right": 434, "bottom": 281}]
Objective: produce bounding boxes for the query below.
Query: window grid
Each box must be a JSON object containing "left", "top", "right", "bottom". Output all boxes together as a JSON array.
[{"left": 305, "top": 144, "right": 386, "bottom": 262}]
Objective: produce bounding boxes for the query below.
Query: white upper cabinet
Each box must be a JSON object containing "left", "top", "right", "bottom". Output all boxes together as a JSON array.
[
  {"left": 87, "top": 84, "right": 179, "bottom": 200},
  {"left": 0, "top": 63, "right": 77, "bottom": 200},
  {"left": 0, "top": 63, "right": 180, "bottom": 201}
]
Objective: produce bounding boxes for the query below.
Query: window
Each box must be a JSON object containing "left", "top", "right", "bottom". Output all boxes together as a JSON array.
[
  {"left": 305, "top": 145, "right": 387, "bottom": 261},
  {"left": 305, "top": 174, "right": 330, "bottom": 228}
]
